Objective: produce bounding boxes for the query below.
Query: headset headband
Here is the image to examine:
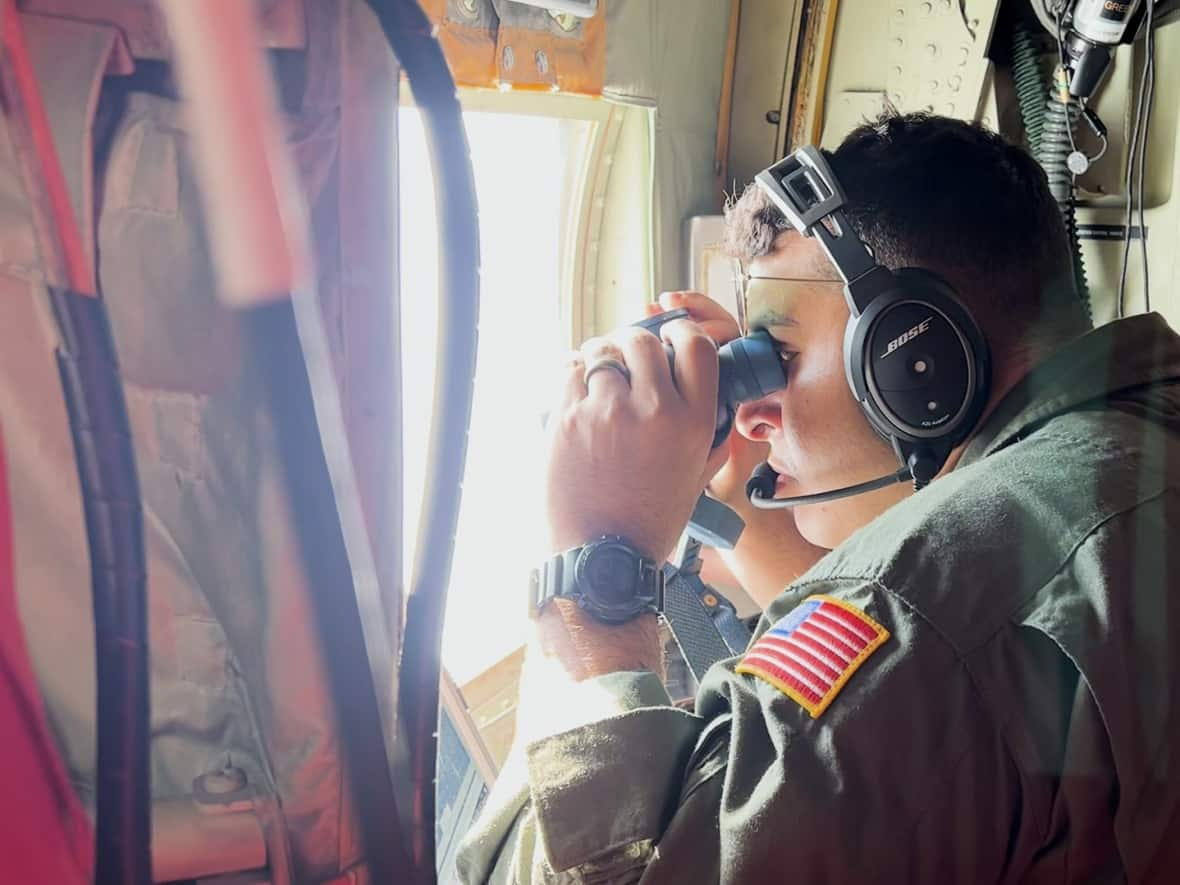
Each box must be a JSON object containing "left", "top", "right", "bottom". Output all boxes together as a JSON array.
[{"left": 754, "top": 146, "right": 890, "bottom": 316}]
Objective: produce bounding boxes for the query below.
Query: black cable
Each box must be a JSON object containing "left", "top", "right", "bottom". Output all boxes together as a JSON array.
[
  {"left": 1119, "top": 0, "right": 1154, "bottom": 317},
  {"left": 362, "top": 0, "right": 481, "bottom": 880},
  {"left": 1054, "top": 10, "right": 1082, "bottom": 160},
  {"left": 748, "top": 466, "right": 911, "bottom": 509},
  {"left": 244, "top": 300, "right": 413, "bottom": 885},
  {"left": 49, "top": 288, "right": 150, "bottom": 885},
  {"left": 1082, "top": 107, "right": 1109, "bottom": 162},
  {"left": 0, "top": 11, "right": 151, "bottom": 880},
  {"left": 1137, "top": 0, "right": 1156, "bottom": 312}
]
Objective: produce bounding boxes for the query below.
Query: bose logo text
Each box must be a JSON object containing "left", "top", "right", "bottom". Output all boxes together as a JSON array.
[{"left": 880, "top": 317, "right": 932, "bottom": 359}]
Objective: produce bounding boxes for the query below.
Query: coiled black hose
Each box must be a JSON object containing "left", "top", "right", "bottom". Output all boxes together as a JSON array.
[
  {"left": 1038, "top": 69, "right": 1092, "bottom": 320},
  {"left": 1010, "top": 20, "right": 1092, "bottom": 320},
  {"left": 1039, "top": 87, "right": 1081, "bottom": 206},
  {"left": 1011, "top": 21, "right": 1049, "bottom": 155}
]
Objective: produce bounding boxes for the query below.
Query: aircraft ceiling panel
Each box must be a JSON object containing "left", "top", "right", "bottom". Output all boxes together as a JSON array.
[{"left": 821, "top": 0, "right": 1003, "bottom": 145}]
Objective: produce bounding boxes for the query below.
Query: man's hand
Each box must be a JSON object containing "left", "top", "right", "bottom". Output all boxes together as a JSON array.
[
  {"left": 647, "top": 291, "right": 771, "bottom": 509},
  {"left": 545, "top": 318, "right": 723, "bottom": 563},
  {"left": 649, "top": 292, "right": 828, "bottom": 608}
]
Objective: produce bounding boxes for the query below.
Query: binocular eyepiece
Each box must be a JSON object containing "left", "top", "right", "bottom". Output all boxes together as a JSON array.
[{"left": 635, "top": 308, "right": 788, "bottom": 447}]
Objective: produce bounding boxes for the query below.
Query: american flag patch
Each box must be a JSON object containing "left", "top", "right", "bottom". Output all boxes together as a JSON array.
[{"left": 737, "top": 595, "right": 889, "bottom": 718}]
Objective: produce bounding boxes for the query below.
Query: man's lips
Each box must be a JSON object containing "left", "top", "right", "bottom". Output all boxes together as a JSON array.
[
  {"left": 766, "top": 458, "right": 793, "bottom": 479},
  {"left": 766, "top": 459, "right": 796, "bottom": 493}
]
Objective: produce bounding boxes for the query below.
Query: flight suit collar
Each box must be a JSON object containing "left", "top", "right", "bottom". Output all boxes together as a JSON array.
[{"left": 960, "top": 313, "right": 1180, "bottom": 468}]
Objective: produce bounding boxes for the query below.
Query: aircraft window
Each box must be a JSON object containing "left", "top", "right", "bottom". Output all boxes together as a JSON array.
[{"left": 399, "top": 106, "right": 596, "bottom": 687}]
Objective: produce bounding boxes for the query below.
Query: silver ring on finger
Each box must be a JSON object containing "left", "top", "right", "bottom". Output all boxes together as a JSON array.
[{"left": 584, "top": 357, "right": 631, "bottom": 387}]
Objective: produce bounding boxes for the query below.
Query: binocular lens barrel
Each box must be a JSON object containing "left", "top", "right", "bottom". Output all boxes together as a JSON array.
[
  {"left": 635, "top": 310, "right": 787, "bottom": 446},
  {"left": 711, "top": 330, "right": 787, "bottom": 446}
]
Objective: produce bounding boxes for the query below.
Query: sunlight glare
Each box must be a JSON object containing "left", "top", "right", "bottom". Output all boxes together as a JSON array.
[{"left": 399, "top": 108, "right": 589, "bottom": 684}]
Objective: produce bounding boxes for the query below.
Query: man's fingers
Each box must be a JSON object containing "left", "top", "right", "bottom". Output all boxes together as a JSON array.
[
  {"left": 581, "top": 336, "right": 632, "bottom": 398},
  {"left": 701, "top": 438, "right": 731, "bottom": 487},
  {"left": 659, "top": 291, "right": 740, "bottom": 345},
  {"left": 561, "top": 351, "right": 587, "bottom": 405},
  {"left": 659, "top": 290, "right": 729, "bottom": 320},
  {"left": 661, "top": 319, "right": 719, "bottom": 416},
  {"left": 615, "top": 327, "right": 676, "bottom": 402}
]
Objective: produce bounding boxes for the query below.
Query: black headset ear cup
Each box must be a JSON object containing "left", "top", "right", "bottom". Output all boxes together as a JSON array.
[{"left": 845, "top": 268, "right": 990, "bottom": 457}]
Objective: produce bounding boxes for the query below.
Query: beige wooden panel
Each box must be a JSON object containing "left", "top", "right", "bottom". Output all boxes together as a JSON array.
[
  {"left": 460, "top": 645, "right": 525, "bottom": 769},
  {"left": 818, "top": 0, "right": 1000, "bottom": 145},
  {"left": 726, "top": 0, "right": 805, "bottom": 192}
]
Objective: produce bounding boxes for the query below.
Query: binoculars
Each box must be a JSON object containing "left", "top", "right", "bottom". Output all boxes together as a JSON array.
[{"left": 635, "top": 308, "right": 788, "bottom": 447}]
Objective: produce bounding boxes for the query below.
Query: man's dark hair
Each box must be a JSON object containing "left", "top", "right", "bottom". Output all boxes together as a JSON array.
[{"left": 725, "top": 113, "right": 1087, "bottom": 354}]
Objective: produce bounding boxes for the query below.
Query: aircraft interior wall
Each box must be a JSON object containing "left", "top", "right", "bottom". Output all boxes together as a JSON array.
[{"left": 1, "top": 0, "right": 1178, "bottom": 882}]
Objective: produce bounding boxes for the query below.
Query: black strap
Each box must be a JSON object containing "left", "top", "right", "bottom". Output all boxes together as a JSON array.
[{"left": 661, "top": 538, "right": 751, "bottom": 682}]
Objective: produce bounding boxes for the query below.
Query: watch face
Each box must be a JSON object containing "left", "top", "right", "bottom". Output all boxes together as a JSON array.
[{"left": 583, "top": 544, "right": 638, "bottom": 604}]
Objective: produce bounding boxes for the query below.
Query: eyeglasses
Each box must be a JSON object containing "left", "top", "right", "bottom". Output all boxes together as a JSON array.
[{"left": 735, "top": 271, "right": 845, "bottom": 336}]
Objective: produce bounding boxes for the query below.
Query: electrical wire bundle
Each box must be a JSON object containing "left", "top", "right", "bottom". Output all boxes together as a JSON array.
[
  {"left": 1119, "top": 0, "right": 1157, "bottom": 316},
  {"left": 1038, "top": 0, "right": 1161, "bottom": 319}
]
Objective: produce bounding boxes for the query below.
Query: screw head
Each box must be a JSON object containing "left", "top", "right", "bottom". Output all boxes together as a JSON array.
[
  {"left": 1067, "top": 151, "right": 1090, "bottom": 175},
  {"left": 550, "top": 11, "right": 579, "bottom": 31},
  {"left": 197, "top": 766, "right": 247, "bottom": 795}
]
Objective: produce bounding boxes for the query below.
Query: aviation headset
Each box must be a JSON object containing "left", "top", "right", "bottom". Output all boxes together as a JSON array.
[{"left": 748, "top": 146, "right": 991, "bottom": 506}]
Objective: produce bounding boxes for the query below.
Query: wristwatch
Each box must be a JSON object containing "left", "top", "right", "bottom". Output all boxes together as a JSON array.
[{"left": 529, "top": 535, "right": 664, "bottom": 625}]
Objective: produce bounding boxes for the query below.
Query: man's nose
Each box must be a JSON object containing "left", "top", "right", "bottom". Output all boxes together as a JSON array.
[{"left": 735, "top": 397, "right": 782, "bottom": 442}]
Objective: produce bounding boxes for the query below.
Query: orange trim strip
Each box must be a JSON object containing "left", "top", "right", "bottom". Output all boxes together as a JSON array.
[
  {"left": 420, "top": 0, "right": 604, "bottom": 96},
  {"left": 495, "top": 14, "right": 604, "bottom": 95}
]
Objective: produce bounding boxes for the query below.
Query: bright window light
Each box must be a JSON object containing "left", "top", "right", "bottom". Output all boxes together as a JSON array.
[{"left": 399, "top": 108, "right": 593, "bottom": 684}]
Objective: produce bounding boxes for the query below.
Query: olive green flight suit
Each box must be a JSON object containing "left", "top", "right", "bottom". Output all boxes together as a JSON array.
[{"left": 457, "top": 314, "right": 1180, "bottom": 883}]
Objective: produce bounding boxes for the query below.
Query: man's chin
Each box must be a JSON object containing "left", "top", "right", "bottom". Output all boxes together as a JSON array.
[
  {"left": 771, "top": 473, "right": 849, "bottom": 548},
  {"left": 791, "top": 499, "right": 849, "bottom": 550}
]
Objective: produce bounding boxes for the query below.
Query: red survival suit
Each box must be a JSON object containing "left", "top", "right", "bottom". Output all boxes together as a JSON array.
[{"left": 0, "top": 427, "right": 92, "bottom": 882}]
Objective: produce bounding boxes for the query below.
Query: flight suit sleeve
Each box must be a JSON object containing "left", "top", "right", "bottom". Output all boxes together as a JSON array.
[
  {"left": 457, "top": 581, "right": 1028, "bottom": 883},
  {"left": 455, "top": 669, "right": 704, "bottom": 883}
]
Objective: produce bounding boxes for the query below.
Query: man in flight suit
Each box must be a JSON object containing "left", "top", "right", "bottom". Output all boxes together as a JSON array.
[{"left": 457, "top": 114, "right": 1180, "bottom": 882}]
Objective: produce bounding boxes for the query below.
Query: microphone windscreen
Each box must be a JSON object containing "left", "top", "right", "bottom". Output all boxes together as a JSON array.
[{"left": 746, "top": 462, "right": 779, "bottom": 501}]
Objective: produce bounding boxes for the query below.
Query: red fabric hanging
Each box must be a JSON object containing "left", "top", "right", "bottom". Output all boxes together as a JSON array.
[{"left": 0, "top": 427, "right": 93, "bottom": 883}]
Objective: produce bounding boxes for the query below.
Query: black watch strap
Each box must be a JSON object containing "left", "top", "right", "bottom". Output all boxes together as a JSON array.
[
  {"left": 528, "top": 545, "right": 582, "bottom": 615},
  {"left": 529, "top": 536, "right": 664, "bottom": 625}
]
